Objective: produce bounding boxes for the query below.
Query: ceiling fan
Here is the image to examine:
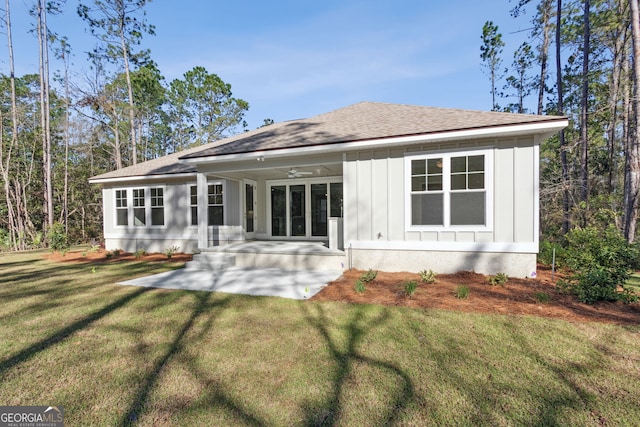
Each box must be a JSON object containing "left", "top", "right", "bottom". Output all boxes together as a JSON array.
[{"left": 287, "top": 168, "right": 313, "bottom": 178}]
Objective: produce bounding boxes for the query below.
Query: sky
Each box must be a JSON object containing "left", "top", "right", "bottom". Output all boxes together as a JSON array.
[{"left": 6, "top": 0, "right": 535, "bottom": 130}]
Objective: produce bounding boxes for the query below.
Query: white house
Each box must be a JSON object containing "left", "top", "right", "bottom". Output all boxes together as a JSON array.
[{"left": 89, "top": 102, "right": 568, "bottom": 277}]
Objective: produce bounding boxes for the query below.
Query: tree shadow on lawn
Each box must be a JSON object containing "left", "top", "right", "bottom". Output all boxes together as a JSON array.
[
  {"left": 0, "top": 286, "right": 152, "bottom": 378},
  {"left": 298, "top": 303, "right": 415, "bottom": 426}
]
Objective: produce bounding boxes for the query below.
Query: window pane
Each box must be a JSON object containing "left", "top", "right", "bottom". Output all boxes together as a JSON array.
[
  {"left": 411, "top": 159, "right": 425, "bottom": 175},
  {"left": 330, "top": 183, "right": 343, "bottom": 217},
  {"left": 427, "top": 158, "right": 443, "bottom": 174},
  {"left": 411, "top": 194, "right": 443, "bottom": 225},
  {"left": 133, "top": 189, "right": 144, "bottom": 207},
  {"left": 451, "top": 192, "right": 485, "bottom": 225},
  {"left": 208, "top": 206, "right": 223, "bottom": 225},
  {"left": 451, "top": 174, "right": 466, "bottom": 190},
  {"left": 468, "top": 155, "right": 484, "bottom": 172},
  {"left": 427, "top": 175, "right": 442, "bottom": 191},
  {"left": 117, "top": 209, "right": 128, "bottom": 226},
  {"left": 290, "top": 185, "right": 306, "bottom": 236},
  {"left": 271, "top": 186, "right": 286, "bottom": 236},
  {"left": 151, "top": 208, "right": 164, "bottom": 226},
  {"left": 134, "top": 207, "right": 145, "bottom": 226},
  {"left": 412, "top": 176, "right": 426, "bottom": 192},
  {"left": 311, "top": 184, "right": 327, "bottom": 236},
  {"left": 190, "top": 186, "right": 197, "bottom": 205},
  {"left": 468, "top": 172, "right": 484, "bottom": 189},
  {"left": 191, "top": 206, "right": 198, "bottom": 226},
  {"left": 451, "top": 157, "right": 466, "bottom": 173}
]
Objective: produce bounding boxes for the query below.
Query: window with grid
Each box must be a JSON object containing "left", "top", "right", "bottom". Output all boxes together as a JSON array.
[
  {"left": 150, "top": 188, "right": 164, "bottom": 226},
  {"left": 190, "top": 185, "right": 198, "bottom": 226},
  {"left": 115, "top": 189, "right": 128, "bottom": 226},
  {"left": 408, "top": 152, "right": 488, "bottom": 228},
  {"left": 207, "top": 184, "right": 224, "bottom": 226},
  {"left": 133, "top": 188, "right": 146, "bottom": 226}
]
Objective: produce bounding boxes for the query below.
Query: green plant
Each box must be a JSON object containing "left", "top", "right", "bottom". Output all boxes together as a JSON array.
[
  {"left": 88, "top": 244, "right": 101, "bottom": 254},
  {"left": 562, "top": 226, "right": 639, "bottom": 304},
  {"left": 105, "top": 252, "right": 113, "bottom": 259},
  {"left": 419, "top": 269, "right": 437, "bottom": 284},
  {"left": 112, "top": 249, "right": 121, "bottom": 256},
  {"left": 534, "top": 292, "right": 550, "bottom": 304},
  {"left": 360, "top": 269, "right": 378, "bottom": 283},
  {"left": 164, "top": 245, "right": 180, "bottom": 259},
  {"left": 134, "top": 248, "right": 146, "bottom": 259},
  {"left": 354, "top": 279, "right": 366, "bottom": 293},
  {"left": 455, "top": 285, "right": 469, "bottom": 299},
  {"left": 48, "top": 222, "right": 69, "bottom": 252},
  {"left": 488, "top": 272, "right": 508, "bottom": 286},
  {"left": 82, "top": 251, "right": 87, "bottom": 257},
  {"left": 404, "top": 280, "right": 417, "bottom": 297}
]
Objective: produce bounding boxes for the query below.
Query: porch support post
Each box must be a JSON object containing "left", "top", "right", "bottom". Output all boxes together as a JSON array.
[{"left": 197, "top": 172, "right": 208, "bottom": 249}]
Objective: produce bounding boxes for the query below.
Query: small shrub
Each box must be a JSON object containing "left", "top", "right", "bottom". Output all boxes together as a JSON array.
[
  {"left": 48, "top": 222, "right": 69, "bottom": 252},
  {"left": 112, "top": 249, "right": 122, "bottom": 256},
  {"left": 81, "top": 251, "right": 87, "bottom": 257},
  {"left": 105, "top": 252, "right": 113, "bottom": 260},
  {"left": 404, "top": 280, "right": 417, "bottom": 297},
  {"left": 488, "top": 272, "right": 508, "bottom": 286},
  {"left": 164, "top": 245, "right": 180, "bottom": 259},
  {"left": 134, "top": 248, "right": 146, "bottom": 259},
  {"left": 419, "top": 269, "right": 437, "bottom": 284},
  {"left": 455, "top": 285, "right": 469, "bottom": 299},
  {"left": 88, "top": 244, "right": 101, "bottom": 254},
  {"left": 618, "top": 288, "right": 640, "bottom": 304},
  {"left": 354, "top": 279, "right": 366, "bottom": 294},
  {"left": 360, "top": 269, "right": 378, "bottom": 283},
  {"left": 534, "top": 291, "right": 550, "bottom": 304}
]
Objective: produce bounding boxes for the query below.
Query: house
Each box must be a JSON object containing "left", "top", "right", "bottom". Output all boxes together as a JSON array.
[{"left": 89, "top": 102, "right": 568, "bottom": 277}]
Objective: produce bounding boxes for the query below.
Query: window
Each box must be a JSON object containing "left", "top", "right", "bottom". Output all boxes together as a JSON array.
[
  {"left": 150, "top": 188, "right": 164, "bottom": 226},
  {"left": 190, "top": 185, "right": 198, "bottom": 226},
  {"left": 407, "top": 151, "right": 490, "bottom": 229},
  {"left": 115, "top": 190, "right": 128, "bottom": 226},
  {"left": 133, "top": 189, "right": 146, "bottom": 226},
  {"left": 208, "top": 184, "right": 224, "bottom": 226}
]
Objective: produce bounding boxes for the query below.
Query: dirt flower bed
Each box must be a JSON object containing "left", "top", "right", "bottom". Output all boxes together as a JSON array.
[{"left": 311, "top": 266, "right": 640, "bottom": 325}]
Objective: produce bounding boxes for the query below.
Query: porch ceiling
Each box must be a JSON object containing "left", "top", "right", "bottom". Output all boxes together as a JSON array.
[{"left": 205, "top": 162, "right": 343, "bottom": 181}]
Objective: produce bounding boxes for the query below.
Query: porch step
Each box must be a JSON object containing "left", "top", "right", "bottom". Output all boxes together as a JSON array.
[{"left": 185, "top": 253, "right": 236, "bottom": 271}]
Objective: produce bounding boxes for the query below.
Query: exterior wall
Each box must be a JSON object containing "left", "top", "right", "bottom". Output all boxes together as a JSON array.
[
  {"left": 343, "top": 136, "right": 539, "bottom": 277},
  {"left": 102, "top": 175, "right": 242, "bottom": 253}
]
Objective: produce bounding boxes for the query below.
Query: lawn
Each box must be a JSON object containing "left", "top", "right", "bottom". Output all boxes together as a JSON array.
[{"left": 1, "top": 250, "right": 639, "bottom": 426}]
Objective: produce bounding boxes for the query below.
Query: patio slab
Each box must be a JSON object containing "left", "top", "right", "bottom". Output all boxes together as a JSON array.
[{"left": 118, "top": 267, "right": 343, "bottom": 300}]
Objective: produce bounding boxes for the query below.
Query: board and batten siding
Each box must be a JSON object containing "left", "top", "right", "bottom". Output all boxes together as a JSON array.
[{"left": 343, "top": 137, "right": 540, "bottom": 276}]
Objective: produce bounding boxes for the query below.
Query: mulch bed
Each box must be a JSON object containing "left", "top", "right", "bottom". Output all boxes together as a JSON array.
[
  {"left": 311, "top": 266, "right": 640, "bottom": 326},
  {"left": 44, "top": 251, "right": 639, "bottom": 325}
]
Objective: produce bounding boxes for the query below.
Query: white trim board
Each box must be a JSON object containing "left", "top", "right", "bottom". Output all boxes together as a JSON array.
[{"left": 347, "top": 240, "right": 538, "bottom": 253}]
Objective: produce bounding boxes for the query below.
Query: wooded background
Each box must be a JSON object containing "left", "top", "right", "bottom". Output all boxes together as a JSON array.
[{"left": 2, "top": 0, "right": 640, "bottom": 251}]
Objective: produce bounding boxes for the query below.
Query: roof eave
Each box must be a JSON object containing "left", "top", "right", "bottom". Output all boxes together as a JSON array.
[
  {"left": 88, "top": 171, "right": 198, "bottom": 185},
  {"left": 180, "top": 119, "right": 569, "bottom": 165}
]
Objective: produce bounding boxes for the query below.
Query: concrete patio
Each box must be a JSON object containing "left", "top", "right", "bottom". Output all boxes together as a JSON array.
[{"left": 118, "top": 266, "right": 343, "bottom": 300}]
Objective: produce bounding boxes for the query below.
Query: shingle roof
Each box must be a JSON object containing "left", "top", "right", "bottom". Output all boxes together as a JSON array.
[{"left": 90, "top": 102, "right": 566, "bottom": 181}]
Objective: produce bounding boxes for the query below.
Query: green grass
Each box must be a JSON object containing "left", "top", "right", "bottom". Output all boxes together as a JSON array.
[
  {"left": 626, "top": 273, "right": 640, "bottom": 294},
  {"left": 1, "top": 250, "right": 639, "bottom": 426}
]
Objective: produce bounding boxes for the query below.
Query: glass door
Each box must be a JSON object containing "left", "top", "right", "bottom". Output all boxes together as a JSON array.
[
  {"left": 311, "top": 183, "right": 327, "bottom": 236},
  {"left": 290, "top": 185, "right": 306, "bottom": 236},
  {"left": 244, "top": 180, "right": 256, "bottom": 238},
  {"left": 271, "top": 185, "right": 287, "bottom": 237}
]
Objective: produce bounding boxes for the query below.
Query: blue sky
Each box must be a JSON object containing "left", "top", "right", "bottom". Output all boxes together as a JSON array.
[{"left": 6, "top": 0, "right": 534, "bottom": 129}]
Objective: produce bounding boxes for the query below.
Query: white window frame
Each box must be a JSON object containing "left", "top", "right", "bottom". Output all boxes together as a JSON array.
[
  {"left": 113, "top": 186, "right": 167, "bottom": 229},
  {"left": 404, "top": 148, "right": 493, "bottom": 231},
  {"left": 207, "top": 181, "right": 225, "bottom": 226},
  {"left": 189, "top": 185, "right": 198, "bottom": 227},
  {"left": 115, "top": 189, "right": 128, "bottom": 226}
]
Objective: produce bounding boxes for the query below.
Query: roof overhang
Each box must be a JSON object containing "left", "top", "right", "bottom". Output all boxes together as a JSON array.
[
  {"left": 180, "top": 119, "right": 568, "bottom": 165},
  {"left": 88, "top": 172, "right": 197, "bottom": 185}
]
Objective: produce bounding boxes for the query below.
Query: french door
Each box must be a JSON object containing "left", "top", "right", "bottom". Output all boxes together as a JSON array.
[
  {"left": 244, "top": 180, "right": 257, "bottom": 239},
  {"left": 268, "top": 179, "right": 342, "bottom": 239}
]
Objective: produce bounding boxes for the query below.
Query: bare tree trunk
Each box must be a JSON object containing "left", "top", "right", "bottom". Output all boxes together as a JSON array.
[
  {"left": 537, "top": 0, "right": 553, "bottom": 115},
  {"left": 579, "top": 0, "right": 590, "bottom": 216},
  {"left": 557, "top": 0, "right": 571, "bottom": 234},
  {"left": 62, "top": 43, "right": 70, "bottom": 235},
  {"left": 625, "top": 0, "right": 640, "bottom": 242},
  {"left": 37, "top": 0, "right": 53, "bottom": 230},
  {"left": 607, "top": 13, "right": 626, "bottom": 193},
  {"left": 119, "top": 14, "right": 137, "bottom": 165},
  {"left": 1, "top": 0, "right": 19, "bottom": 250}
]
